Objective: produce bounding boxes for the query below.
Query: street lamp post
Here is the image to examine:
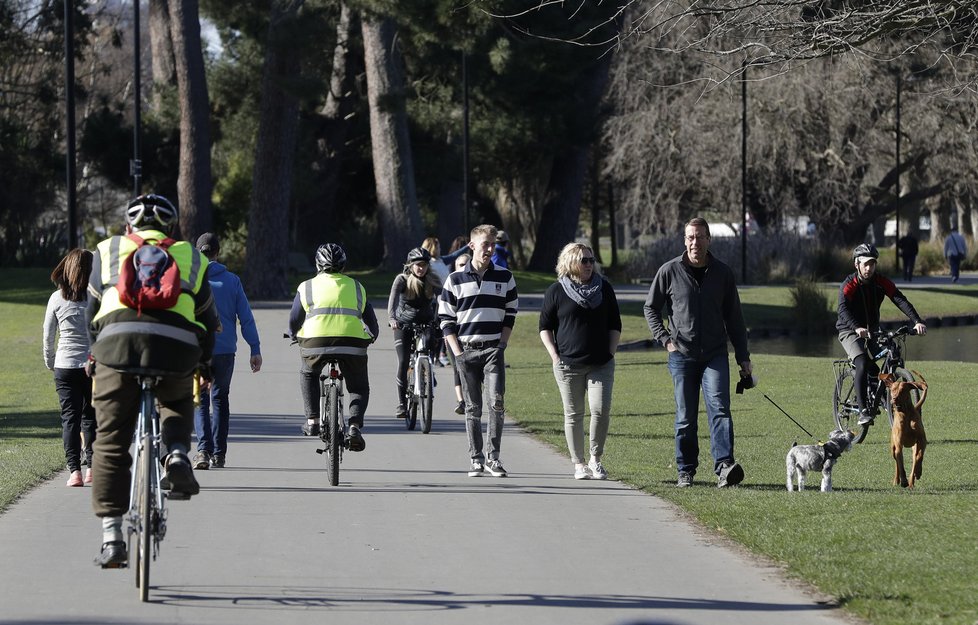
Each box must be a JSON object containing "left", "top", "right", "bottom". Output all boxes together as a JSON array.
[
  {"left": 895, "top": 74, "right": 901, "bottom": 275},
  {"left": 64, "top": 0, "right": 77, "bottom": 249},
  {"left": 461, "top": 50, "right": 470, "bottom": 235},
  {"left": 741, "top": 61, "right": 748, "bottom": 285},
  {"left": 131, "top": 0, "right": 142, "bottom": 196}
]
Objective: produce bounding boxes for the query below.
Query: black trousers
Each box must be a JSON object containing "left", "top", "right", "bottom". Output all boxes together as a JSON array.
[{"left": 53, "top": 367, "right": 96, "bottom": 472}]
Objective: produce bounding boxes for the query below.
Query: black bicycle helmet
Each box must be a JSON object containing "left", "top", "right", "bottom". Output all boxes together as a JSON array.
[
  {"left": 126, "top": 194, "right": 178, "bottom": 232},
  {"left": 852, "top": 243, "right": 879, "bottom": 261},
  {"left": 405, "top": 247, "right": 431, "bottom": 265},
  {"left": 315, "top": 243, "right": 347, "bottom": 273}
]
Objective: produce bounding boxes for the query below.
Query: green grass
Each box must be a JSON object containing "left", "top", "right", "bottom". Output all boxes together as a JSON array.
[
  {"left": 504, "top": 313, "right": 978, "bottom": 625},
  {"left": 4, "top": 268, "right": 978, "bottom": 624}
]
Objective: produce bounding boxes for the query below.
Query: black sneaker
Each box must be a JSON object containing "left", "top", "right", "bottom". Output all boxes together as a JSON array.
[
  {"left": 210, "top": 454, "right": 225, "bottom": 468},
  {"left": 454, "top": 400, "right": 465, "bottom": 415},
  {"left": 164, "top": 451, "right": 200, "bottom": 497},
  {"left": 346, "top": 424, "right": 365, "bottom": 452},
  {"left": 192, "top": 451, "right": 211, "bottom": 470},
  {"left": 467, "top": 460, "right": 484, "bottom": 477},
  {"left": 717, "top": 462, "right": 744, "bottom": 488},
  {"left": 857, "top": 409, "right": 875, "bottom": 427},
  {"left": 301, "top": 421, "right": 320, "bottom": 436},
  {"left": 395, "top": 404, "right": 407, "bottom": 419},
  {"left": 95, "top": 541, "right": 128, "bottom": 569}
]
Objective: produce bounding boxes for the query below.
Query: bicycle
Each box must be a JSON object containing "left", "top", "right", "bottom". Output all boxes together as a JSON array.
[
  {"left": 285, "top": 334, "right": 348, "bottom": 486},
  {"left": 315, "top": 358, "right": 348, "bottom": 486},
  {"left": 402, "top": 322, "right": 435, "bottom": 433},
  {"left": 832, "top": 325, "right": 922, "bottom": 444},
  {"left": 125, "top": 370, "right": 177, "bottom": 602}
]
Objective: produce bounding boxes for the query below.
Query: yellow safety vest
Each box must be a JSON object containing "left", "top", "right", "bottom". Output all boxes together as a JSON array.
[
  {"left": 296, "top": 273, "right": 371, "bottom": 340},
  {"left": 92, "top": 229, "right": 208, "bottom": 335}
]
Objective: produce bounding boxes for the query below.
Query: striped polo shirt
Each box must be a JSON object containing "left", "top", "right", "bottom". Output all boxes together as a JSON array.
[{"left": 438, "top": 262, "right": 518, "bottom": 343}]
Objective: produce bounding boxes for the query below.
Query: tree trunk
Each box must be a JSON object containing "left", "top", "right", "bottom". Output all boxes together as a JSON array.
[
  {"left": 148, "top": 0, "right": 175, "bottom": 112},
  {"left": 527, "top": 51, "right": 614, "bottom": 271},
  {"left": 168, "top": 0, "right": 212, "bottom": 241},
  {"left": 302, "top": 2, "right": 357, "bottom": 252},
  {"left": 361, "top": 15, "right": 422, "bottom": 270},
  {"left": 243, "top": 0, "right": 304, "bottom": 299}
]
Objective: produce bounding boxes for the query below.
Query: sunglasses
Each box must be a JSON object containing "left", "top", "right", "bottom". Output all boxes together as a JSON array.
[{"left": 580, "top": 257, "right": 596, "bottom": 265}]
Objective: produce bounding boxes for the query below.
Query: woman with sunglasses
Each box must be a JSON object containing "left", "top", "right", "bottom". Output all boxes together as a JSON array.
[{"left": 538, "top": 243, "right": 621, "bottom": 480}]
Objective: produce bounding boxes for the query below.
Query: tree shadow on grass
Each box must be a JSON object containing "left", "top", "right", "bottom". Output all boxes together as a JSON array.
[{"left": 0, "top": 410, "right": 61, "bottom": 440}]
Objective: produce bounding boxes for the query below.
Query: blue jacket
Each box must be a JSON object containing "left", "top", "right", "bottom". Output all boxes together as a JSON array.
[{"left": 208, "top": 262, "right": 261, "bottom": 356}]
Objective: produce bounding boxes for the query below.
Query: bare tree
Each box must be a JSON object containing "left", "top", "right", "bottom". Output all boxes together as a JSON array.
[
  {"left": 168, "top": 0, "right": 212, "bottom": 240},
  {"left": 361, "top": 14, "right": 423, "bottom": 270},
  {"left": 244, "top": 0, "right": 305, "bottom": 299}
]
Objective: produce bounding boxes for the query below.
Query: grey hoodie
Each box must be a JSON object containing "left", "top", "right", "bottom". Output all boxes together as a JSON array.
[{"left": 644, "top": 252, "right": 750, "bottom": 365}]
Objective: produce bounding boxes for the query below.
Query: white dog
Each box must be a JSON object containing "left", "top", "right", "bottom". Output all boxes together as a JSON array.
[{"left": 785, "top": 429, "right": 856, "bottom": 492}]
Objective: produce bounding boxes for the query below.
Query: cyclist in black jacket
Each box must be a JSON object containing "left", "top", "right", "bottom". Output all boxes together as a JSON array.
[{"left": 837, "top": 243, "right": 927, "bottom": 425}]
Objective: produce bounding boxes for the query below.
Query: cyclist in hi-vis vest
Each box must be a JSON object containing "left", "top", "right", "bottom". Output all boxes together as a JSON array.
[
  {"left": 289, "top": 243, "right": 379, "bottom": 452},
  {"left": 87, "top": 194, "right": 219, "bottom": 568}
]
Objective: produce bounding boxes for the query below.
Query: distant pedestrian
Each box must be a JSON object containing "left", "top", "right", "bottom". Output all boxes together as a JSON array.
[
  {"left": 439, "top": 224, "right": 518, "bottom": 477},
  {"left": 539, "top": 243, "right": 621, "bottom": 480},
  {"left": 644, "top": 217, "right": 752, "bottom": 489},
  {"left": 43, "top": 248, "right": 97, "bottom": 487},
  {"left": 492, "top": 230, "right": 511, "bottom": 268},
  {"left": 421, "top": 236, "right": 450, "bottom": 287},
  {"left": 192, "top": 233, "right": 262, "bottom": 470},
  {"left": 944, "top": 226, "right": 968, "bottom": 283},
  {"left": 447, "top": 252, "right": 472, "bottom": 415},
  {"left": 440, "top": 235, "right": 470, "bottom": 268},
  {"left": 896, "top": 233, "right": 919, "bottom": 282}
]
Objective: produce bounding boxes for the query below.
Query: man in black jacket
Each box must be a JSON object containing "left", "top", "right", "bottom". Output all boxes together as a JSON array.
[
  {"left": 644, "top": 217, "right": 752, "bottom": 489},
  {"left": 837, "top": 243, "right": 927, "bottom": 426}
]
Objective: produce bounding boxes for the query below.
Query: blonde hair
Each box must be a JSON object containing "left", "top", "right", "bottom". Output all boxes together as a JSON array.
[
  {"left": 51, "top": 248, "right": 93, "bottom": 302},
  {"left": 421, "top": 236, "right": 440, "bottom": 258},
  {"left": 403, "top": 264, "right": 437, "bottom": 300},
  {"left": 470, "top": 224, "right": 497, "bottom": 242},
  {"left": 555, "top": 243, "right": 598, "bottom": 282}
]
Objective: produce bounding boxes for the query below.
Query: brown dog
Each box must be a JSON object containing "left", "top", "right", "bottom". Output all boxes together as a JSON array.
[{"left": 879, "top": 370, "right": 928, "bottom": 488}]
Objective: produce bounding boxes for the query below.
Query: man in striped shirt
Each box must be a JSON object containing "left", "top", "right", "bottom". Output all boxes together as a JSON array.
[{"left": 439, "top": 224, "right": 519, "bottom": 477}]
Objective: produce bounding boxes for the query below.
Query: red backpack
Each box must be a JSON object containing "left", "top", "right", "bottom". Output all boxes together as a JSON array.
[{"left": 117, "top": 233, "right": 182, "bottom": 315}]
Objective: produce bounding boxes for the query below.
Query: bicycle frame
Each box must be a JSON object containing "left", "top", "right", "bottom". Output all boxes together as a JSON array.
[
  {"left": 128, "top": 375, "right": 167, "bottom": 601},
  {"left": 317, "top": 360, "right": 346, "bottom": 485}
]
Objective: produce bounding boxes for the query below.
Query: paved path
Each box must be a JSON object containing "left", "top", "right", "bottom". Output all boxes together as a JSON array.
[{"left": 0, "top": 307, "right": 854, "bottom": 625}]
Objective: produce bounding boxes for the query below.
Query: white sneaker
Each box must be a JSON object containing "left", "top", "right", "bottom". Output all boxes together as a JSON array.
[
  {"left": 574, "top": 465, "right": 592, "bottom": 480},
  {"left": 588, "top": 459, "right": 608, "bottom": 480},
  {"left": 485, "top": 459, "right": 507, "bottom": 477}
]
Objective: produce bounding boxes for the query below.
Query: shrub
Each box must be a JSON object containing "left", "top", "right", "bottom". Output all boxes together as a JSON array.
[{"left": 789, "top": 277, "right": 834, "bottom": 334}]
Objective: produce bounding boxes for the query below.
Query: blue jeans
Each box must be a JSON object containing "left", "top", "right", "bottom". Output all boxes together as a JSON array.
[
  {"left": 194, "top": 353, "right": 235, "bottom": 456},
  {"left": 457, "top": 345, "right": 506, "bottom": 463},
  {"left": 666, "top": 351, "right": 735, "bottom": 476}
]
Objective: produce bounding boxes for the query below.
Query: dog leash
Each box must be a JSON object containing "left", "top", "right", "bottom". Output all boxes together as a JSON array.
[{"left": 763, "top": 394, "right": 816, "bottom": 440}]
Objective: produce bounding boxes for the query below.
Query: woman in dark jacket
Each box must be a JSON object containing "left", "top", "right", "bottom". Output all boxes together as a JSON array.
[
  {"left": 388, "top": 247, "right": 441, "bottom": 418},
  {"left": 539, "top": 243, "right": 622, "bottom": 480}
]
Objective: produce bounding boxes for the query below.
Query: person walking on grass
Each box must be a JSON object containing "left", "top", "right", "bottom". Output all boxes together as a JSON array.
[
  {"left": 43, "top": 248, "right": 97, "bottom": 487},
  {"left": 644, "top": 217, "right": 752, "bottom": 489},
  {"left": 192, "top": 233, "right": 262, "bottom": 470},
  {"left": 439, "top": 224, "right": 518, "bottom": 477},
  {"left": 539, "top": 243, "right": 621, "bottom": 480}
]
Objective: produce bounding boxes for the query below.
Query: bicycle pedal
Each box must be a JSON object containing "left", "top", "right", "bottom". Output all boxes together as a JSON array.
[
  {"left": 315, "top": 448, "right": 325, "bottom": 454},
  {"left": 167, "top": 491, "right": 192, "bottom": 501}
]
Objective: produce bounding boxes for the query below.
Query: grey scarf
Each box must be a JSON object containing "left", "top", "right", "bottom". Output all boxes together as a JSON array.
[{"left": 559, "top": 275, "right": 603, "bottom": 309}]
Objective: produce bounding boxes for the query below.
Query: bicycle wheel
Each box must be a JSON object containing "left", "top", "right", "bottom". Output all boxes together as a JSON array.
[
  {"left": 325, "top": 383, "right": 340, "bottom": 486},
  {"left": 832, "top": 366, "right": 869, "bottom": 443},
  {"left": 884, "top": 367, "right": 921, "bottom": 428},
  {"left": 419, "top": 357, "right": 433, "bottom": 434},
  {"left": 137, "top": 436, "right": 152, "bottom": 601},
  {"left": 406, "top": 399, "right": 418, "bottom": 431}
]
